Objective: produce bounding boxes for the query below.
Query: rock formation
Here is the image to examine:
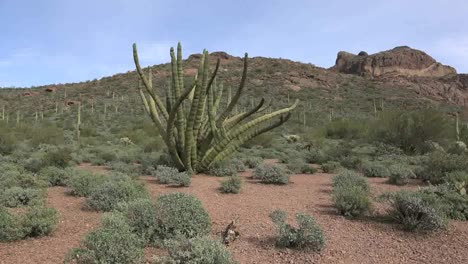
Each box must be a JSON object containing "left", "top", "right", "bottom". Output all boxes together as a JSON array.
[{"left": 332, "top": 46, "right": 457, "bottom": 78}]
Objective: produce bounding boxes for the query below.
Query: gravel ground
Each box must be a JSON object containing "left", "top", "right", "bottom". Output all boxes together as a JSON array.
[{"left": 1, "top": 162, "right": 467, "bottom": 264}]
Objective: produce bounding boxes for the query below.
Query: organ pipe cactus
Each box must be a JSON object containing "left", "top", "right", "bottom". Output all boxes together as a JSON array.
[{"left": 133, "top": 42, "right": 298, "bottom": 173}]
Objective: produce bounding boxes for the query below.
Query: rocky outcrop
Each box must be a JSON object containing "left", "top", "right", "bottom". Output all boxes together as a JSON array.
[{"left": 332, "top": 46, "right": 457, "bottom": 78}]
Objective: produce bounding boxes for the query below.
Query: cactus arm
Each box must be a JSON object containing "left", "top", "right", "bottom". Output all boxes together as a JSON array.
[
  {"left": 138, "top": 80, "right": 151, "bottom": 114},
  {"left": 213, "top": 82, "right": 223, "bottom": 115},
  {"left": 210, "top": 114, "right": 291, "bottom": 166},
  {"left": 226, "top": 98, "right": 265, "bottom": 129},
  {"left": 206, "top": 59, "right": 221, "bottom": 137},
  {"left": 166, "top": 78, "right": 198, "bottom": 171},
  {"left": 170, "top": 46, "right": 186, "bottom": 153},
  {"left": 216, "top": 53, "right": 248, "bottom": 127},
  {"left": 200, "top": 100, "right": 299, "bottom": 168},
  {"left": 133, "top": 43, "right": 169, "bottom": 121},
  {"left": 184, "top": 51, "right": 206, "bottom": 172}
]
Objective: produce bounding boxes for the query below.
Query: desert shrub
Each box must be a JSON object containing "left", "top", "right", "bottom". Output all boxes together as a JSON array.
[
  {"left": 321, "top": 161, "right": 341, "bottom": 173},
  {"left": 21, "top": 206, "right": 58, "bottom": 237},
  {"left": 0, "top": 163, "right": 46, "bottom": 190},
  {"left": 1, "top": 187, "right": 43, "bottom": 207},
  {"left": 371, "top": 109, "right": 451, "bottom": 153},
  {"left": 304, "top": 148, "right": 328, "bottom": 164},
  {"left": 230, "top": 158, "right": 247, "bottom": 172},
  {"left": 39, "top": 166, "right": 68, "bottom": 186},
  {"left": 86, "top": 179, "right": 148, "bottom": 211},
  {"left": 325, "top": 119, "right": 366, "bottom": 139},
  {"left": 140, "top": 153, "right": 159, "bottom": 174},
  {"left": 115, "top": 199, "right": 158, "bottom": 245},
  {"left": 419, "top": 151, "right": 468, "bottom": 183},
  {"left": 339, "top": 155, "right": 363, "bottom": 170},
  {"left": 253, "top": 164, "right": 290, "bottom": 185},
  {"left": 153, "top": 165, "right": 191, "bottom": 187},
  {"left": 388, "top": 164, "right": 414, "bottom": 185},
  {"left": 155, "top": 237, "right": 237, "bottom": 264},
  {"left": 157, "top": 153, "right": 176, "bottom": 167},
  {"left": 207, "top": 161, "right": 237, "bottom": 177},
  {"left": 269, "top": 210, "right": 325, "bottom": 251},
  {"left": 243, "top": 156, "right": 262, "bottom": 168},
  {"left": 332, "top": 185, "right": 371, "bottom": 218},
  {"left": 447, "top": 141, "right": 468, "bottom": 155},
  {"left": 0, "top": 207, "right": 24, "bottom": 242},
  {"left": 361, "top": 161, "right": 389, "bottom": 178},
  {"left": 154, "top": 193, "right": 211, "bottom": 240},
  {"left": 286, "top": 159, "right": 316, "bottom": 174},
  {"left": 66, "top": 169, "right": 108, "bottom": 197},
  {"left": 386, "top": 191, "right": 447, "bottom": 232},
  {"left": 42, "top": 147, "right": 72, "bottom": 168},
  {"left": 332, "top": 170, "right": 370, "bottom": 192},
  {"left": 420, "top": 184, "right": 468, "bottom": 221},
  {"left": 444, "top": 171, "right": 468, "bottom": 195},
  {"left": 332, "top": 170, "right": 371, "bottom": 218},
  {"left": 107, "top": 161, "right": 141, "bottom": 177},
  {"left": 219, "top": 176, "right": 242, "bottom": 194},
  {"left": 94, "top": 148, "right": 118, "bottom": 163},
  {"left": 66, "top": 213, "right": 144, "bottom": 264},
  {"left": 0, "top": 133, "right": 16, "bottom": 155}
]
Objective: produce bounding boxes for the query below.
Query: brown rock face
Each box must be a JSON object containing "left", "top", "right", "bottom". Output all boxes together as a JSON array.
[{"left": 332, "top": 46, "right": 457, "bottom": 78}]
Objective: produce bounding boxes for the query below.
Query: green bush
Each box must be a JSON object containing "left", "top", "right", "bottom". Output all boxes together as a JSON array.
[
  {"left": 207, "top": 161, "right": 237, "bottom": 177},
  {"left": 388, "top": 164, "right": 414, "bottom": 185},
  {"left": 420, "top": 184, "right": 468, "bottom": 221},
  {"left": 386, "top": 191, "right": 447, "bottom": 232},
  {"left": 21, "top": 206, "right": 59, "bottom": 237},
  {"left": 0, "top": 207, "right": 24, "bottom": 242},
  {"left": 86, "top": 179, "right": 148, "bottom": 212},
  {"left": 155, "top": 237, "right": 237, "bottom": 264},
  {"left": 1, "top": 187, "right": 43, "bottom": 207},
  {"left": 332, "top": 170, "right": 370, "bottom": 192},
  {"left": 286, "top": 160, "right": 316, "bottom": 174},
  {"left": 66, "top": 213, "right": 144, "bottom": 264},
  {"left": 332, "top": 185, "right": 371, "bottom": 218},
  {"left": 304, "top": 149, "right": 328, "bottom": 164},
  {"left": 39, "top": 166, "right": 68, "bottom": 186},
  {"left": 321, "top": 161, "right": 341, "bottom": 173},
  {"left": 219, "top": 176, "right": 242, "bottom": 194},
  {"left": 444, "top": 171, "right": 468, "bottom": 195},
  {"left": 325, "top": 119, "right": 366, "bottom": 139},
  {"left": 269, "top": 210, "right": 325, "bottom": 251},
  {"left": 230, "top": 158, "right": 247, "bottom": 172},
  {"left": 332, "top": 171, "right": 371, "bottom": 218},
  {"left": 43, "top": 147, "right": 72, "bottom": 168},
  {"left": 339, "top": 155, "right": 363, "bottom": 170},
  {"left": 116, "top": 199, "right": 158, "bottom": 245},
  {"left": 419, "top": 151, "right": 468, "bottom": 183},
  {"left": 371, "top": 109, "right": 451, "bottom": 153},
  {"left": 154, "top": 193, "right": 211, "bottom": 240},
  {"left": 66, "top": 169, "right": 108, "bottom": 197},
  {"left": 153, "top": 165, "right": 191, "bottom": 187},
  {"left": 253, "top": 164, "right": 290, "bottom": 185},
  {"left": 361, "top": 161, "right": 389, "bottom": 178},
  {"left": 107, "top": 161, "right": 141, "bottom": 177},
  {"left": 243, "top": 157, "right": 262, "bottom": 168}
]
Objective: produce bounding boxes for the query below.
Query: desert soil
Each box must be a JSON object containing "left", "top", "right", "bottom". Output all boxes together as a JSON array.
[{"left": 1, "top": 161, "right": 467, "bottom": 264}]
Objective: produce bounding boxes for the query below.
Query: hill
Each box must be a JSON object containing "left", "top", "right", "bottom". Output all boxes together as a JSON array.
[{"left": 0, "top": 46, "right": 466, "bottom": 127}]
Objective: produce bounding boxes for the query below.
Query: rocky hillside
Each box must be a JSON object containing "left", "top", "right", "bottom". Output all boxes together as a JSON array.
[{"left": 0, "top": 46, "right": 467, "bottom": 123}]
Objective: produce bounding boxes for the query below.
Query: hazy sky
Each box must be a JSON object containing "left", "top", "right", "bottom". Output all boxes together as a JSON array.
[{"left": 1, "top": 0, "right": 467, "bottom": 87}]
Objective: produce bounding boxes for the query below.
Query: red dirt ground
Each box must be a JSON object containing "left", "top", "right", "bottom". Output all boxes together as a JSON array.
[{"left": 1, "top": 162, "right": 467, "bottom": 264}]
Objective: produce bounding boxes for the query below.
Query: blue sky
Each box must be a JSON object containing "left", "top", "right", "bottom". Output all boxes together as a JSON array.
[{"left": 1, "top": 0, "right": 467, "bottom": 87}]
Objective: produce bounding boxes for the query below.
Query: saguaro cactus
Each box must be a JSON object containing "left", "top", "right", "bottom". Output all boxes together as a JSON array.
[{"left": 133, "top": 42, "right": 298, "bottom": 173}]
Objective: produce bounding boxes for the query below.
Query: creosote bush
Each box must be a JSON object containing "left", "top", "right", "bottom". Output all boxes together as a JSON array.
[
  {"left": 269, "top": 210, "right": 325, "bottom": 251},
  {"left": 208, "top": 161, "right": 237, "bottom": 177},
  {"left": 154, "top": 237, "right": 237, "bottom": 264},
  {"left": 153, "top": 165, "right": 191, "bottom": 187},
  {"left": 65, "top": 169, "right": 108, "bottom": 197},
  {"left": 1, "top": 187, "right": 43, "bottom": 207},
  {"left": 85, "top": 178, "right": 148, "bottom": 211},
  {"left": 361, "top": 161, "right": 389, "bottom": 178},
  {"left": 253, "top": 164, "right": 290, "bottom": 184},
  {"left": 219, "top": 176, "right": 242, "bottom": 194},
  {"left": 154, "top": 193, "right": 211, "bottom": 240},
  {"left": 39, "top": 166, "right": 68, "bottom": 186},
  {"left": 243, "top": 156, "right": 262, "bottom": 169},
  {"left": 332, "top": 170, "right": 371, "bottom": 218},
  {"left": 388, "top": 164, "right": 414, "bottom": 185},
  {"left": 286, "top": 159, "right": 317, "bottom": 174},
  {"left": 385, "top": 191, "right": 447, "bottom": 232},
  {"left": 321, "top": 161, "right": 341, "bottom": 173},
  {"left": 66, "top": 213, "right": 144, "bottom": 264}
]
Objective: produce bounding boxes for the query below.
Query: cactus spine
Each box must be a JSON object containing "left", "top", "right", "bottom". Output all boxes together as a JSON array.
[{"left": 133, "top": 42, "right": 297, "bottom": 173}]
